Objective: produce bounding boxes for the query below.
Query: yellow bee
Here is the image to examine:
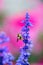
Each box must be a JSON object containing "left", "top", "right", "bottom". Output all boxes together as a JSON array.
[{"left": 17, "top": 34, "right": 22, "bottom": 42}]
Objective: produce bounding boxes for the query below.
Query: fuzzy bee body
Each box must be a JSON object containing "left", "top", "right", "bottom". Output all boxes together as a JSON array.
[{"left": 17, "top": 34, "right": 22, "bottom": 42}]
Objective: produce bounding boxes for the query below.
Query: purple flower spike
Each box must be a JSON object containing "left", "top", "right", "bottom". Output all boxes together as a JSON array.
[
  {"left": 0, "top": 32, "right": 10, "bottom": 44},
  {"left": 16, "top": 13, "right": 33, "bottom": 65}
]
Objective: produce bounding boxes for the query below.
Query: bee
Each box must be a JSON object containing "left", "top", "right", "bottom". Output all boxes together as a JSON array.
[{"left": 17, "top": 34, "right": 22, "bottom": 42}]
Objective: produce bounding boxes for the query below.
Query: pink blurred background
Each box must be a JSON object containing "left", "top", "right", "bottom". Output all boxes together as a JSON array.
[{"left": 0, "top": 0, "right": 43, "bottom": 65}]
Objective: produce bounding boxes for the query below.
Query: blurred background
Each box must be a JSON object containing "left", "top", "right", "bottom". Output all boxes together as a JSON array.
[{"left": 0, "top": 0, "right": 43, "bottom": 65}]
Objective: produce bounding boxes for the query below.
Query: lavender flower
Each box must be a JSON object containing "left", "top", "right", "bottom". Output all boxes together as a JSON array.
[
  {"left": 0, "top": 32, "right": 14, "bottom": 65},
  {"left": 2, "top": 47, "right": 14, "bottom": 65},
  {"left": 0, "top": 32, "right": 10, "bottom": 44},
  {"left": 16, "top": 13, "right": 33, "bottom": 65}
]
